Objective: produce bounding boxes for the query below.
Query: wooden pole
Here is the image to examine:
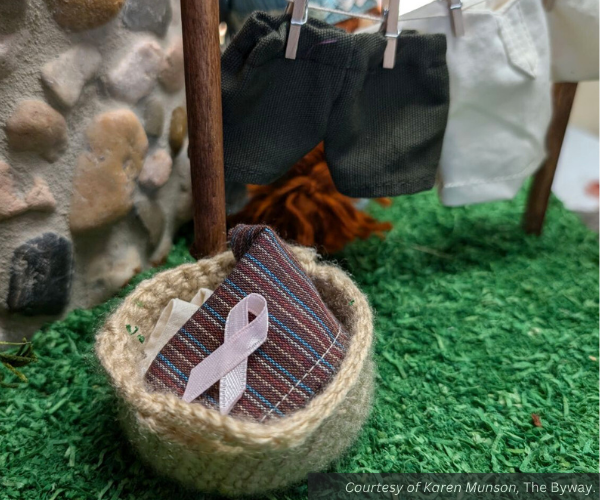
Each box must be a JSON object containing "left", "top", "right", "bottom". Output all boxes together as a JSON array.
[
  {"left": 524, "top": 82, "right": 578, "bottom": 235},
  {"left": 180, "top": 0, "right": 227, "bottom": 258}
]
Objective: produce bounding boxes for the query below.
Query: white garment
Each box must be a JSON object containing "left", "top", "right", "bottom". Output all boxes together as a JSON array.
[
  {"left": 140, "top": 288, "right": 213, "bottom": 374},
  {"left": 545, "top": 0, "right": 599, "bottom": 82},
  {"left": 360, "top": 0, "right": 552, "bottom": 206}
]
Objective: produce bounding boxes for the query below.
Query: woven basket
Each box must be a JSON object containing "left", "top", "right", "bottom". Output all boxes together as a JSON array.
[{"left": 96, "top": 245, "right": 374, "bottom": 497}]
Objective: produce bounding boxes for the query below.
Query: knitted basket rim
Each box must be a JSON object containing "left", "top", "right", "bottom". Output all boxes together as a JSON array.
[{"left": 96, "top": 246, "right": 373, "bottom": 453}]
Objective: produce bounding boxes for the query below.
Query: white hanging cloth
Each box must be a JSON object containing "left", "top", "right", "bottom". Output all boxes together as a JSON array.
[
  {"left": 545, "top": 0, "right": 599, "bottom": 82},
  {"left": 359, "top": 0, "right": 553, "bottom": 206}
]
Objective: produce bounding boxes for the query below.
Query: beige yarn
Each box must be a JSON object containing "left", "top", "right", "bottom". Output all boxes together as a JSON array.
[{"left": 95, "top": 245, "right": 374, "bottom": 496}]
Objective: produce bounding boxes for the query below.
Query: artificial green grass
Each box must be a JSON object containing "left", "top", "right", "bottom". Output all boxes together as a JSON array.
[{"left": 1, "top": 190, "right": 598, "bottom": 499}]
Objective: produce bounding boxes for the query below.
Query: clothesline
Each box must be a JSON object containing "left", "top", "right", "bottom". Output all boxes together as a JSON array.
[
  {"left": 288, "top": 0, "right": 496, "bottom": 23},
  {"left": 305, "top": 3, "right": 383, "bottom": 22}
]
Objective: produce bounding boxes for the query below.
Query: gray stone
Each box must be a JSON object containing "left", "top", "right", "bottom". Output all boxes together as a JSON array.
[
  {"left": 41, "top": 45, "right": 102, "bottom": 108},
  {"left": 143, "top": 97, "right": 164, "bottom": 137},
  {"left": 7, "top": 233, "right": 73, "bottom": 316},
  {"left": 122, "top": 0, "right": 172, "bottom": 37},
  {"left": 106, "top": 40, "right": 164, "bottom": 104}
]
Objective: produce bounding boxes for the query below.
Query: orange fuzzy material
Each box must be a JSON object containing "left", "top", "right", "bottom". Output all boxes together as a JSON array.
[{"left": 228, "top": 144, "right": 392, "bottom": 253}]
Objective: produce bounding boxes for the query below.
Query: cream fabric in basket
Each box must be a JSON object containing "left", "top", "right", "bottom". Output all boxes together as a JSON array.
[{"left": 139, "top": 288, "right": 213, "bottom": 374}]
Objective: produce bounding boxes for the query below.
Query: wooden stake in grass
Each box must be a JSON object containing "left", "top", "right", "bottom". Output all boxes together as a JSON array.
[{"left": 181, "top": 0, "right": 227, "bottom": 259}]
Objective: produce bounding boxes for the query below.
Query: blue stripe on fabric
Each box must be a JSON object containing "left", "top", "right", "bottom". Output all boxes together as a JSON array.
[
  {"left": 246, "top": 254, "right": 342, "bottom": 348},
  {"left": 264, "top": 231, "right": 346, "bottom": 353},
  {"left": 264, "top": 230, "right": 305, "bottom": 277},
  {"left": 270, "top": 316, "right": 334, "bottom": 372},
  {"left": 246, "top": 386, "right": 283, "bottom": 416},
  {"left": 224, "top": 278, "right": 333, "bottom": 373},
  {"left": 224, "top": 279, "right": 247, "bottom": 298},
  {"left": 224, "top": 278, "right": 318, "bottom": 392},
  {"left": 181, "top": 328, "right": 211, "bottom": 355},
  {"left": 255, "top": 349, "right": 314, "bottom": 395},
  {"left": 158, "top": 353, "right": 188, "bottom": 381},
  {"left": 203, "top": 304, "right": 226, "bottom": 324},
  {"left": 157, "top": 353, "right": 217, "bottom": 405}
]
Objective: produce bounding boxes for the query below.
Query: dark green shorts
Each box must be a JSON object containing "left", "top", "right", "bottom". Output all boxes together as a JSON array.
[{"left": 222, "top": 12, "right": 449, "bottom": 198}]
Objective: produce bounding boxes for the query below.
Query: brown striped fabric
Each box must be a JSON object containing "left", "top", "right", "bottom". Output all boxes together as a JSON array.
[{"left": 145, "top": 225, "right": 350, "bottom": 422}]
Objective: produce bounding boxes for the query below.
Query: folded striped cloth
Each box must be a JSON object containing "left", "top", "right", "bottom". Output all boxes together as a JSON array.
[{"left": 145, "top": 225, "right": 350, "bottom": 422}]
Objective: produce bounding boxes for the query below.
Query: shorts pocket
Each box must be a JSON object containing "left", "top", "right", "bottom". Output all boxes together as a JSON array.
[{"left": 496, "top": 0, "right": 539, "bottom": 78}]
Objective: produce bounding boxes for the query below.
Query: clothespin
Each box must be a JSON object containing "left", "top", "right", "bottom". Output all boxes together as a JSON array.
[
  {"left": 285, "top": 0, "right": 309, "bottom": 59},
  {"left": 285, "top": 0, "right": 400, "bottom": 68},
  {"left": 219, "top": 22, "right": 229, "bottom": 51},
  {"left": 447, "top": 0, "right": 465, "bottom": 37},
  {"left": 381, "top": 0, "right": 401, "bottom": 69}
]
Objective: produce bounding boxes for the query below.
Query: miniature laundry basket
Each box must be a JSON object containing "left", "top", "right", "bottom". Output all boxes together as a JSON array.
[{"left": 95, "top": 244, "right": 374, "bottom": 496}]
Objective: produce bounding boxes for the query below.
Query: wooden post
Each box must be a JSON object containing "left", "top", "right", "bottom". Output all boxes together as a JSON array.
[
  {"left": 180, "top": 0, "right": 227, "bottom": 258},
  {"left": 524, "top": 82, "right": 578, "bottom": 235}
]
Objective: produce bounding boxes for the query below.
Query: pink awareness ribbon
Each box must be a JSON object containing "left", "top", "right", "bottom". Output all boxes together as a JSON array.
[{"left": 182, "top": 293, "right": 269, "bottom": 415}]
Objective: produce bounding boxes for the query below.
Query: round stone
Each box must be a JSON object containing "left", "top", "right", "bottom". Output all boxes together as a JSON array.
[
  {"left": 44, "top": 0, "right": 125, "bottom": 32},
  {"left": 143, "top": 97, "right": 165, "bottom": 137},
  {"left": 122, "top": 0, "right": 172, "bottom": 37},
  {"left": 138, "top": 148, "right": 173, "bottom": 191},
  {"left": 41, "top": 45, "right": 102, "bottom": 108},
  {"left": 70, "top": 109, "right": 148, "bottom": 233},
  {"left": 158, "top": 37, "right": 185, "bottom": 93},
  {"left": 5, "top": 100, "right": 68, "bottom": 162},
  {"left": 169, "top": 106, "right": 187, "bottom": 155},
  {"left": 106, "top": 40, "right": 164, "bottom": 104}
]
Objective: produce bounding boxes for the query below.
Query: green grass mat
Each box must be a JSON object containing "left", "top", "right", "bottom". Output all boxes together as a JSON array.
[{"left": 1, "top": 190, "right": 598, "bottom": 499}]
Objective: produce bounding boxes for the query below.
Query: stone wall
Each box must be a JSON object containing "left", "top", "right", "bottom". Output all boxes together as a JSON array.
[{"left": 0, "top": 0, "right": 195, "bottom": 341}]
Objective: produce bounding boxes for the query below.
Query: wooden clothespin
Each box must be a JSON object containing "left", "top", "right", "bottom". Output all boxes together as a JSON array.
[
  {"left": 448, "top": 0, "right": 465, "bottom": 37},
  {"left": 285, "top": 0, "right": 309, "bottom": 59},
  {"left": 285, "top": 0, "right": 401, "bottom": 69},
  {"left": 381, "top": 0, "right": 401, "bottom": 69}
]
